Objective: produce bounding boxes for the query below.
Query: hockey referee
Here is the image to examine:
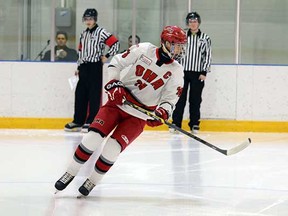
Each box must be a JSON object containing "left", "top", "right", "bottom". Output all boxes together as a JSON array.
[
  {"left": 171, "top": 11, "right": 212, "bottom": 134},
  {"left": 65, "top": 8, "right": 120, "bottom": 132}
]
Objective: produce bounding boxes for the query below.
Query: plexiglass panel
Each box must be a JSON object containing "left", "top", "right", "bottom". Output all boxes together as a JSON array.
[
  {"left": 0, "top": 0, "right": 24, "bottom": 60},
  {"left": 240, "top": 0, "right": 288, "bottom": 64},
  {"left": 189, "top": 0, "right": 237, "bottom": 64},
  {"left": 0, "top": 0, "right": 287, "bottom": 64}
]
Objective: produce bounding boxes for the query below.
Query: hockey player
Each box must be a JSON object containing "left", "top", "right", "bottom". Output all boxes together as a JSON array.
[{"left": 55, "top": 25, "right": 187, "bottom": 197}]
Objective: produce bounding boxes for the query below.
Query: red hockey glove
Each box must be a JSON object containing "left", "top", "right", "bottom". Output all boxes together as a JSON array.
[
  {"left": 104, "top": 79, "right": 126, "bottom": 105},
  {"left": 146, "top": 107, "right": 169, "bottom": 127}
]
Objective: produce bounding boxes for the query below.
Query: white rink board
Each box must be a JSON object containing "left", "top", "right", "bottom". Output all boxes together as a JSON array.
[{"left": 0, "top": 61, "right": 287, "bottom": 121}]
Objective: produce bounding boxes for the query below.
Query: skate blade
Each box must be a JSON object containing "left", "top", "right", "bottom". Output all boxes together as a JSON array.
[
  {"left": 77, "top": 194, "right": 86, "bottom": 199},
  {"left": 54, "top": 190, "right": 60, "bottom": 194}
]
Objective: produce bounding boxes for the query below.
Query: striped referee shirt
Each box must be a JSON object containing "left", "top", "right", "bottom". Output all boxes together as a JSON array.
[
  {"left": 181, "top": 29, "right": 212, "bottom": 74},
  {"left": 77, "top": 24, "right": 119, "bottom": 65}
]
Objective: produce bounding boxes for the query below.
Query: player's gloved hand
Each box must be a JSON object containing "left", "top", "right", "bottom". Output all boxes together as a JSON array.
[
  {"left": 104, "top": 79, "right": 126, "bottom": 105},
  {"left": 146, "top": 107, "right": 169, "bottom": 127}
]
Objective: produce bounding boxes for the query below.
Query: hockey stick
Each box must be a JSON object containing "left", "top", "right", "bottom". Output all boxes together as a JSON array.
[{"left": 124, "top": 100, "right": 251, "bottom": 156}]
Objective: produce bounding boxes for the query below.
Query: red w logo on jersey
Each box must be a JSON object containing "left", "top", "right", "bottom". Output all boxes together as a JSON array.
[{"left": 134, "top": 65, "right": 171, "bottom": 91}]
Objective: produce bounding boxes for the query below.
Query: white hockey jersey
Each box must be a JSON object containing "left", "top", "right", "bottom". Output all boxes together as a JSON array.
[{"left": 107, "top": 42, "right": 184, "bottom": 120}]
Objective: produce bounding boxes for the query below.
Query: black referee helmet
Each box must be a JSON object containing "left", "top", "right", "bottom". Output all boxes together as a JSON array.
[
  {"left": 186, "top": 12, "right": 201, "bottom": 25},
  {"left": 83, "top": 8, "right": 98, "bottom": 21}
]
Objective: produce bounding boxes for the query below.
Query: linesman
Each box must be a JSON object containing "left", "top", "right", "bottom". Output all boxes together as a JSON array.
[
  {"left": 65, "top": 8, "right": 120, "bottom": 132},
  {"left": 171, "top": 11, "right": 212, "bottom": 134}
]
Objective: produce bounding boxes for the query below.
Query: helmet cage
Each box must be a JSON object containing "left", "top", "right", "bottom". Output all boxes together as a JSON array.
[
  {"left": 161, "top": 26, "right": 187, "bottom": 60},
  {"left": 166, "top": 42, "right": 187, "bottom": 61}
]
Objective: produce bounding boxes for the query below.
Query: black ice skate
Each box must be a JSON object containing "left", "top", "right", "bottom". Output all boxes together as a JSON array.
[
  {"left": 54, "top": 172, "right": 75, "bottom": 192},
  {"left": 78, "top": 178, "right": 95, "bottom": 197}
]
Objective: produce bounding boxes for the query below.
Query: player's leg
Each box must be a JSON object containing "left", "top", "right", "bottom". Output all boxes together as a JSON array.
[
  {"left": 54, "top": 131, "right": 105, "bottom": 191},
  {"left": 78, "top": 113, "right": 146, "bottom": 196},
  {"left": 55, "top": 104, "right": 121, "bottom": 192}
]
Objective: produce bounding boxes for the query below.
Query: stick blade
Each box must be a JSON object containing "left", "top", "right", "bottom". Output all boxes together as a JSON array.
[{"left": 226, "top": 138, "right": 251, "bottom": 156}]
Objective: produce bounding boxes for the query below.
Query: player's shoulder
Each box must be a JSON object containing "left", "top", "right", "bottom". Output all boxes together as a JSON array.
[
  {"left": 131, "top": 42, "right": 156, "bottom": 50},
  {"left": 171, "top": 60, "right": 184, "bottom": 74},
  {"left": 140, "top": 42, "right": 156, "bottom": 47},
  {"left": 170, "top": 58, "right": 183, "bottom": 67},
  {"left": 129, "top": 42, "right": 156, "bottom": 55}
]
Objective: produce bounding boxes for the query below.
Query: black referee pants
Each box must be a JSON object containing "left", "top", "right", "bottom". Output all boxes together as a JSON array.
[
  {"left": 73, "top": 61, "right": 103, "bottom": 125},
  {"left": 172, "top": 71, "right": 204, "bottom": 130}
]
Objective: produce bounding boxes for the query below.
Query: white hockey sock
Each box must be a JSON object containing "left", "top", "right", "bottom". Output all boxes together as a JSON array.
[
  {"left": 67, "top": 131, "right": 105, "bottom": 176},
  {"left": 67, "top": 160, "right": 82, "bottom": 176},
  {"left": 89, "top": 137, "right": 122, "bottom": 185}
]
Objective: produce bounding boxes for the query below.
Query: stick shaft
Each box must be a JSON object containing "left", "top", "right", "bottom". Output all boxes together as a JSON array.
[{"left": 124, "top": 100, "right": 230, "bottom": 155}]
